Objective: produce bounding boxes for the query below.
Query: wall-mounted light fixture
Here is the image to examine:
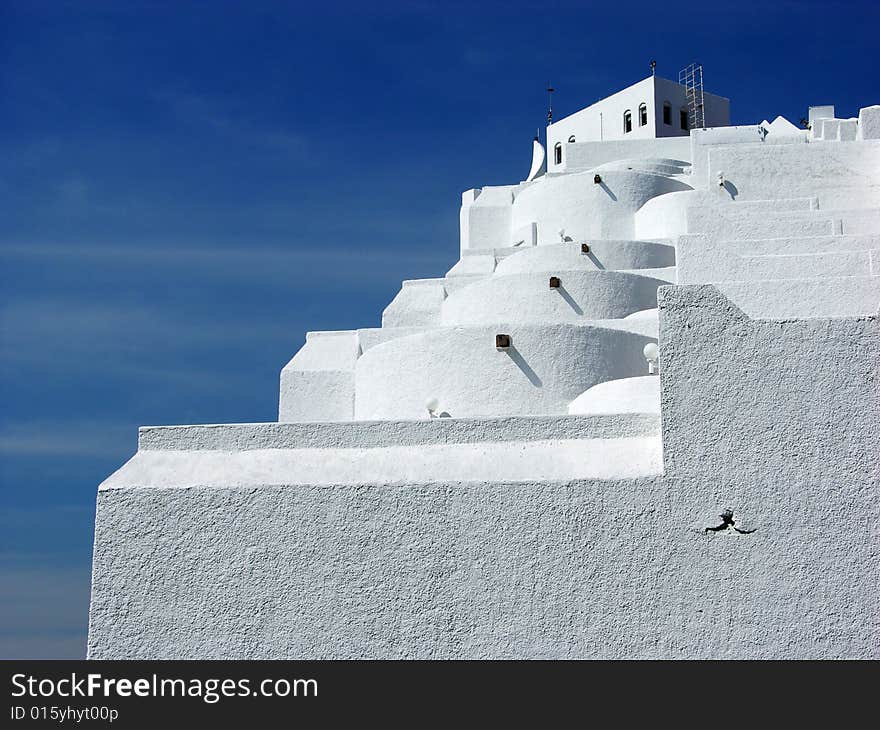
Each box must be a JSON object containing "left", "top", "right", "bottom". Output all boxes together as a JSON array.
[
  {"left": 549, "top": 276, "right": 561, "bottom": 288},
  {"left": 495, "top": 334, "right": 511, "bottom": 349},
  {"left": 581, "top": 243, "right": 591, "bottom": 254},
  {"left": 594, "top": 174, "right": 602, "bottom": 184},
  {"left": 425, "top": 397, "right": 451, "bottom": 418},
  {"left": 643, "top": 342, "right": 659, "bottom": 375}
]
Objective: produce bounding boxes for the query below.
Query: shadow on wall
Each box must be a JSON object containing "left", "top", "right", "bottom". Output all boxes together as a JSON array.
[
  {"left": 598, "top": 180, "right": 618, "bottom": 201},
  {"left": 722, "top": 180, "right": 738, "bottom": 200},
  {"left": 555, "top": 285, "right": 584, "bottom": 314},
  {"left": 506, "top": 346, "right": 542, "bottom": 387},
  {"left": 585, "top": 251, "right": 605, "bottom": 270}
]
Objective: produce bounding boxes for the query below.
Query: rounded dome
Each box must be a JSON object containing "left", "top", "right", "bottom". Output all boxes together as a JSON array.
[
  {"left": 567, "top": 375, "right": 660, "bottom": 415},
  {"left": 496, "top": 241, "right": 674, "bottom": 275}
]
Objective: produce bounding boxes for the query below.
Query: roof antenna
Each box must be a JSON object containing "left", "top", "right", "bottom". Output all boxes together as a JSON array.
[
  {"left": 547, "top": 83, "right": 555, "bottom": 124},
  {"left": 650, "top": 60, "right": 656, "bottom": 76}
]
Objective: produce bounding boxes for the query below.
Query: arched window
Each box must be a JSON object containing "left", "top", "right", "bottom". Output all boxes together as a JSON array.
[
  {"left": 554, "top": 143, "right": 562, "bottom": 165},
  {"left": 662, "top": 101, "right": 671, "bottom": 125},
  {"left": 680, "top": 108, "right": 689, "bottom": 130},
  {"left": 623, "top": 110, "right": 632, "bottom": 134},
  {"left": 568, "top": 135, "right": 576, "bottom": 143},
  {"left": 638, "top": 103, "right": 648, "bottom": 127}
]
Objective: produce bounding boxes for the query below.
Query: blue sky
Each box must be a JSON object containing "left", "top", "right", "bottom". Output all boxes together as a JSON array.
[{"left": 1, "top": 0, "right": 877, "bottom": 658}]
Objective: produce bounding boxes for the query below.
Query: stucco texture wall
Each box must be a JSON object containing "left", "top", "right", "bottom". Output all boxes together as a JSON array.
[
  {"left": 88, "top": 468, "right": 877, "bottom": 659},
  {"left": 440, "top": 271, "right": 666, "bottom": 326},
  {"left": 658, "top": 285, "right": 879, "bottom": 481},
  {"left": 564, "top": 137, "right": 691, "bottom": 173},
  {"left": 88, "top": 286, "right": 879, "bottom": 658},
  {"left": 353, "top": 323, "right": 654, "bottom": 420},
  {"left": 511, "top": 169, "right": 692, "bottom": 244},
  {"left": 495, "top": 240, "right": 675, "bottom": 274},
  {"left": 707, "top": 141, "right": 880, "bottom": 209}
]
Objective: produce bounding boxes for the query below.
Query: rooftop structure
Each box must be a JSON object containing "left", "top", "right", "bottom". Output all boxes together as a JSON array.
[
  {"left": 88, "top": 76, "right": 880, "bottom": 659},
  {"left": 546, "top": 72, "right": 730, "bottom": 173}
]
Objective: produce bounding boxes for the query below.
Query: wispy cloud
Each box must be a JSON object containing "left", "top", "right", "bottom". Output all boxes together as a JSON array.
[
  {"left": 0, "top": 298, "right": 290, "bottom": 351},
  {"left": 0, "top": 421, "right": 136, "bottom": 458},
  {"left": 0, "top": 239, "right": 452, "bottom": 270},
  {"left": 0, "top": 560, "right": 90, "bottom": 659},
  {"left": 0, "top": 298, "right": 307, "bottom": 388}
]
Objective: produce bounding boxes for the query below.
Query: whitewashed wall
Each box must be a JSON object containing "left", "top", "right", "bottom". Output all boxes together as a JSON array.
[
  {"left": 353, "top": 324, "right": 654, "bottom": 420},
  {"left": 547, "top": 75, "right": 729, "bottom": 172},
  {"left": 440, "top": 271, "right": 666, "bottom": 325},
  {"left": 89, "top": 287, "right": 879, "bottom": 659},
  {"left": 511, "top": 169, "right": 692, "bottom": 244},
  {"left": 91, "top": 85, "right": 880, "bottom": 660}
]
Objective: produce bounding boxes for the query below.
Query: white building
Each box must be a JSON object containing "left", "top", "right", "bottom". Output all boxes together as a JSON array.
[
  {"left": 88, "top": 72, "right": 880, "bottom": 660},
  {"left": 547, "top": 74, "right": 730, "bottom": 171}
]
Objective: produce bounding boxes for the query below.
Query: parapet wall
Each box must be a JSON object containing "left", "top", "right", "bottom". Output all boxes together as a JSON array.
[
  {"left": 353, "top": 323, "right": 654, "bottom": 420},
  {"left": 461, "top": 167, "right": 691, "bottom": 251},
  {"left": 659, "top": 285, "right": 879, "bottom": 481},
  {"left": 707, "top": 140, "right": 880, "bottom": 209},
  {"left": 563, "top": 137, "right": 691, "bottom": 172}
]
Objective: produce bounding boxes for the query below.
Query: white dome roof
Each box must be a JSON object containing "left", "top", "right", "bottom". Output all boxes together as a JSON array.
[{"left": 567, "top": 375, "right": 660, "bottom": 415}]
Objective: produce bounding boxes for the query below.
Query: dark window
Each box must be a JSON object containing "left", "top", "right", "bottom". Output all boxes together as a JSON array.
[
  {"left": 663, "top": 102, "right": 671, "bottom": 125},
  {"left": 554, "top": 143, "right": 562, "bottom": 165},
  {"left": 680, "top": 109, "right": 688, "bottom": 130},
  {"left": 638, "top": 103, "right": 648, "bottom": 127},
  {"left": 623, "top": 110, "right": 632, "bottom": 134}
]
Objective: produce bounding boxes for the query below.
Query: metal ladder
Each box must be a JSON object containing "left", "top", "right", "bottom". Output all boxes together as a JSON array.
[{"left": 678, "top": 63, "right": 705, "bottom": 130}]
